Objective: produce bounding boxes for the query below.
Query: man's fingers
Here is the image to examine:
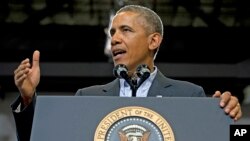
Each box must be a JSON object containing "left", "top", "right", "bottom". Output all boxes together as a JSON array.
[
  {"left": 213, "top": 91, "right": 242, "bottom": 121},
  {"left": 32, "top": 50, "right": 40, "bottom": 68},
  {"left": 234, "top": 104, "right": 242, "bottom": 121},
  {"left": 212, "top": 90, "right": 221, "bottom": 98},
  {"left": 229, "top": 103, "right": 242, "bottom": 121},
  {"left": 14, "top": 58, "right": 31, "bottom": 86},
  {"left": 220, "top": 91, "right": 232, "bottom": 107},
  {"left": 224, "top": 95, "right": 238, "bottom": 113}
]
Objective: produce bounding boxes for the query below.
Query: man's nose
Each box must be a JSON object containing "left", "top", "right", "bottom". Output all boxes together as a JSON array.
[{"left": 111, "top": 32, "right": 122, "bottom": 45}]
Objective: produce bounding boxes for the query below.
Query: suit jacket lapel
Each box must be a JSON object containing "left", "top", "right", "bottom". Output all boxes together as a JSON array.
[
  {"left": 102, "top": 78, "right": 120, "bottom": 96},
  {"left": 147, "top": 70, "right": 173, "bottom": 97}
]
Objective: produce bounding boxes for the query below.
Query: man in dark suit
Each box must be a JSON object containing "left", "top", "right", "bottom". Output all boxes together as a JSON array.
[{"left": 12, "top": 5, "right": 242, "bottom": 141}]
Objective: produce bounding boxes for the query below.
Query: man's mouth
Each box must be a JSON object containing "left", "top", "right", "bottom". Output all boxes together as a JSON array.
[{"left": 112, "top": 49, "right": 126, "bottom": 57}]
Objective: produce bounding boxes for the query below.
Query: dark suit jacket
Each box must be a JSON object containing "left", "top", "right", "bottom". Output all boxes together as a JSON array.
[
  {"left": 75, "top": 70, "right": 206, "bottom": 97},
  {"left": 11, "top": 70, "right": 206, "bottom": 141}
]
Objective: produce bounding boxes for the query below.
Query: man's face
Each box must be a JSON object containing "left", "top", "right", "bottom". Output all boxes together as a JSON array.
[{"left": 110, "top": 11, "right": 153, "bottom": 73}]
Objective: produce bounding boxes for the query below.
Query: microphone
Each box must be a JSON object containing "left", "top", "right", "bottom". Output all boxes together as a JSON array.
[
  {"left": 113, "top": 64, "right": 129, "bottom": 80},
  {"left": 136, "top": 64, "right": 150, "bottom": 88},
  {"left": 136, "top": 64, "right": 150, "bottom": 78},
  {"left": 113, "top": 64, "right": 151, "bottom": 97},
  {"left": 113, "top": 64, "right": 137, "bottom": 96}
]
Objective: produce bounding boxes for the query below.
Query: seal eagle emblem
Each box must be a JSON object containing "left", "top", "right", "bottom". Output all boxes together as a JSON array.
[
  {"left": 94, "top": 106, "right": 175, "bottom": 141},
  {"left": 118, "top": 124, "right": 150, "bottom": 141}
]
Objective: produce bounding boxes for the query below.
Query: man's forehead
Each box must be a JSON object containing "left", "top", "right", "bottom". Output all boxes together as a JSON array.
[{"left": 110, "top": 11, "right": 142, "bottom": 27}]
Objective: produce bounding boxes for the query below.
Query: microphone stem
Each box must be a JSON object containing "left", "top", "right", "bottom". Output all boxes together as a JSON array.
[
  {"left": 132, "top": 88, "right": 137, "bottom": 97},
  {"left": 131, "top": 78, "right": 138, "bottom": 97},
  {"left": 124, "top": 78, "right": 137, "bottom": 97}
]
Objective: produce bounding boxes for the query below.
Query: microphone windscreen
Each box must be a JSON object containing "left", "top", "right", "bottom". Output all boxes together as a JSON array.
[
  {"left": 136, "top": 64, "right": 150, "bottom": 78},
  {"left": 113, "top": 64, "right": 128, "bottom": 78}
]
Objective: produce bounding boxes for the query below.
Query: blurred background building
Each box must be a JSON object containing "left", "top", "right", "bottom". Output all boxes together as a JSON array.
[{"left": 1, "top": 0, "right": 250, "bottom": 140}]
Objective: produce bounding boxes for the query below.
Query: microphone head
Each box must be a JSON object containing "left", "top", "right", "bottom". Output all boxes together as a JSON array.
[
  {"left": 113, "top": 64, "right": 129, "bottom": 79},
  {"left": 136, "top": 64, "right": 150, "bottom": 79}
]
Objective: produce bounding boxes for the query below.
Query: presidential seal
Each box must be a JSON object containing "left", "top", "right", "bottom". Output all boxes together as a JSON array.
[{"left": 94, "top": 106, "right": 175, "bottom": 141}]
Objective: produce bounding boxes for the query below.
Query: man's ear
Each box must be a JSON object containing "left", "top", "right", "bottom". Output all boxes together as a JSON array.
[{"left": 148, "top": 33, "right": 162, "bottom": 51}]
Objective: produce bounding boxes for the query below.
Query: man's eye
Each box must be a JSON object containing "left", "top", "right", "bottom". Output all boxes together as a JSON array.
[{"left": 123, "top": 28, "right": 131, "bottom": 32}]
